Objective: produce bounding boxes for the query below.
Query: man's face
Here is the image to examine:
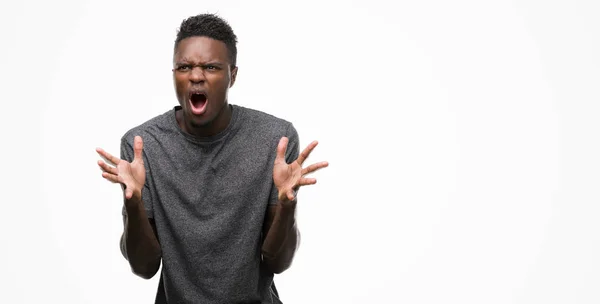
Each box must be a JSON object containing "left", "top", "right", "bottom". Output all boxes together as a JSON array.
[{"left": 173, "top": 36, "right": 237, "bottom": 130}]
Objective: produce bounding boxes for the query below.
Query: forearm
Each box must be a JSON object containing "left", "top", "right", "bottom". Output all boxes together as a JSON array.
[
  {"left": 122, "top": 197, "right": 162, "bottom": 279},
  {"left": 261, "top": 200, "right": 300, "bottom": 274}
]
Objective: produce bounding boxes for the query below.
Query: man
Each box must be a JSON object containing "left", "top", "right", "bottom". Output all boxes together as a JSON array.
[{"left": 96, "top": 13, "right": 328, "bottom": 304}]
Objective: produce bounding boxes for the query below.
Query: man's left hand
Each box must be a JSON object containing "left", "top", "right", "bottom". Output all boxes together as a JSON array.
[{"left": 273, "top": 137, "right": 329, "bottom": 202}]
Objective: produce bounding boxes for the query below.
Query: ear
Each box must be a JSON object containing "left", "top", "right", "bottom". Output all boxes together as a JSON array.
[{"left": 229, "top": 66, "right": 238, "bottom": 88}]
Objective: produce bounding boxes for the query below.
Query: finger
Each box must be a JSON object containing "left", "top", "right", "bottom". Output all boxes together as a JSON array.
[
  {"left": 275, "top": 137, "right": 288, "bottom": 164},
  {"left": 124, "top": 187, "right": 133, "bottom": 200},
  {"left": 297, "top": 140, "right": 318, "bottom": 166},
  {"left": 96, "top": 147, "right": 120, "bottom": 166},
  {"left": 116, "top": 176, "right": 133, "bottom": 199},
  {"left": 298, "top": 177, "right": 317, "bottom": 186},
  {"left": 287, "top": 189, "right": 296, "bottom": 201},
  {"left": 101, "top": 172, "right": 120, "bottom": 184},
  {"left": 301, "top": 161, "right": 329, "bottom": 175},
  {"left": 133, "top": 136, "right": 144, "bottom": 162},
  {"left": 98, "top": 160, "right": 118, "bottom": 175}
]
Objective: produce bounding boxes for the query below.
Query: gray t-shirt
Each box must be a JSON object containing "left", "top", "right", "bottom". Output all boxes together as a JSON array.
[{"left": 120, "top": 104, "right": 299, "bottom": 304}]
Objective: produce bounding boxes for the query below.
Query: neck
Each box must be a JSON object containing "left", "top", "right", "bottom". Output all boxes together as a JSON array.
[{"left": 177, "top": 104, "right": 232, "bottom": 138}]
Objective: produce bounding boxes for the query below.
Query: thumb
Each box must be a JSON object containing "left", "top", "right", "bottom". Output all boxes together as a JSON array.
[
  {"left": 133, "top": 136, "right": 144, "bottom": 162},
  {"left": 275, "top": 137, "right": 288, "bottom": 164}
]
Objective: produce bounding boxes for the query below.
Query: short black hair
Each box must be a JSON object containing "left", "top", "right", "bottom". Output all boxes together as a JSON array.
[{"left": 174, "top": 13, "right": 238, "bottom": 67}]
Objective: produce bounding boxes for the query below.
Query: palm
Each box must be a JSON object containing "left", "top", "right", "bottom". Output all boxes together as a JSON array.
[
  {"left": 273, "top": 161, "right": 302, "bottom": 192},
  {"left": 117, "top": 157, "right": 146, "bottom": 195},
  {"left": 273, "top": 137, "right": 329, "bottom": 201},
  {"left": 97, "top": 136, "right": 146, "bottom": 200}
]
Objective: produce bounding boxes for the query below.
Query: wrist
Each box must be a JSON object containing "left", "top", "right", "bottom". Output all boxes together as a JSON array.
[{"left": 124, "top": 191, "right": 143, "bottom": 209}]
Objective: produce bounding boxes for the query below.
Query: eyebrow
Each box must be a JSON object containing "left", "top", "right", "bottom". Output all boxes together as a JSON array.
[{"left": 175, "top": 58, "right": 225, "bottom": 66}]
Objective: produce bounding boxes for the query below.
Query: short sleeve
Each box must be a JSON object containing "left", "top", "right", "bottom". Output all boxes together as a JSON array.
[
  {"left": 120, "top": 135, "right": 155, "bottom": 218},
  {"left": 284, "top": 124, "right": 300, "bottom": 164},
  {"left": 268, "top": 123, "right": 300, "bottom": 205}
]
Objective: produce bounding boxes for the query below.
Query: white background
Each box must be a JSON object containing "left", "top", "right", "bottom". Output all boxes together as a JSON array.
[{"left": 1, "top": 0, "right": 599, "bottom": 303}]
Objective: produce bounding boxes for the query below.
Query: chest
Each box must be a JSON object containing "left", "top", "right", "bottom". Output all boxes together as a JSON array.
[{"left": 146, "top": 135, "right": 276, "bottom": 214}]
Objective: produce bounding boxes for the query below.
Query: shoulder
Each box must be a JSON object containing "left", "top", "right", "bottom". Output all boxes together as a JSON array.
[
  {"left": 234, "top": 104, "right": 296, "bottom": 135},
  {"left": 120, "top": 108, "right": 175, "bottom": 146}
]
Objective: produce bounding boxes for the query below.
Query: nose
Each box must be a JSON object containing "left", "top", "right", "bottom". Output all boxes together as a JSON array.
[{"left": 189, "top": 67, "right": 206, "bottom": 83}]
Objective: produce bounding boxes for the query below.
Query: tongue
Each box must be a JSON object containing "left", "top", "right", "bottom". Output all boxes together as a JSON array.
[
  {"left": 191, "top": 94, "right": 207, "bottom": 113},
  {"left": 192, "top": 99, "right": 206, "bottom": 109}
]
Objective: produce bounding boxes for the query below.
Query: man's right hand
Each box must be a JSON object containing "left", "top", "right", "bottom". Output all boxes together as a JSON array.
[{"left": 97, "top": 135, "right": 146, "bottom": 201}]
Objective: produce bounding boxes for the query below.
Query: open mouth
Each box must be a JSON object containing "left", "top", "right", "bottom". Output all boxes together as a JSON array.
[{"left": 189, "top": 92, "right": 208, "bottom": 114}]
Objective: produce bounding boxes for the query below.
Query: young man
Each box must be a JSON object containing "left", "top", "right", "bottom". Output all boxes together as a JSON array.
[{"left": 96, "top": 14, "right": 328, "bottom": 304}]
